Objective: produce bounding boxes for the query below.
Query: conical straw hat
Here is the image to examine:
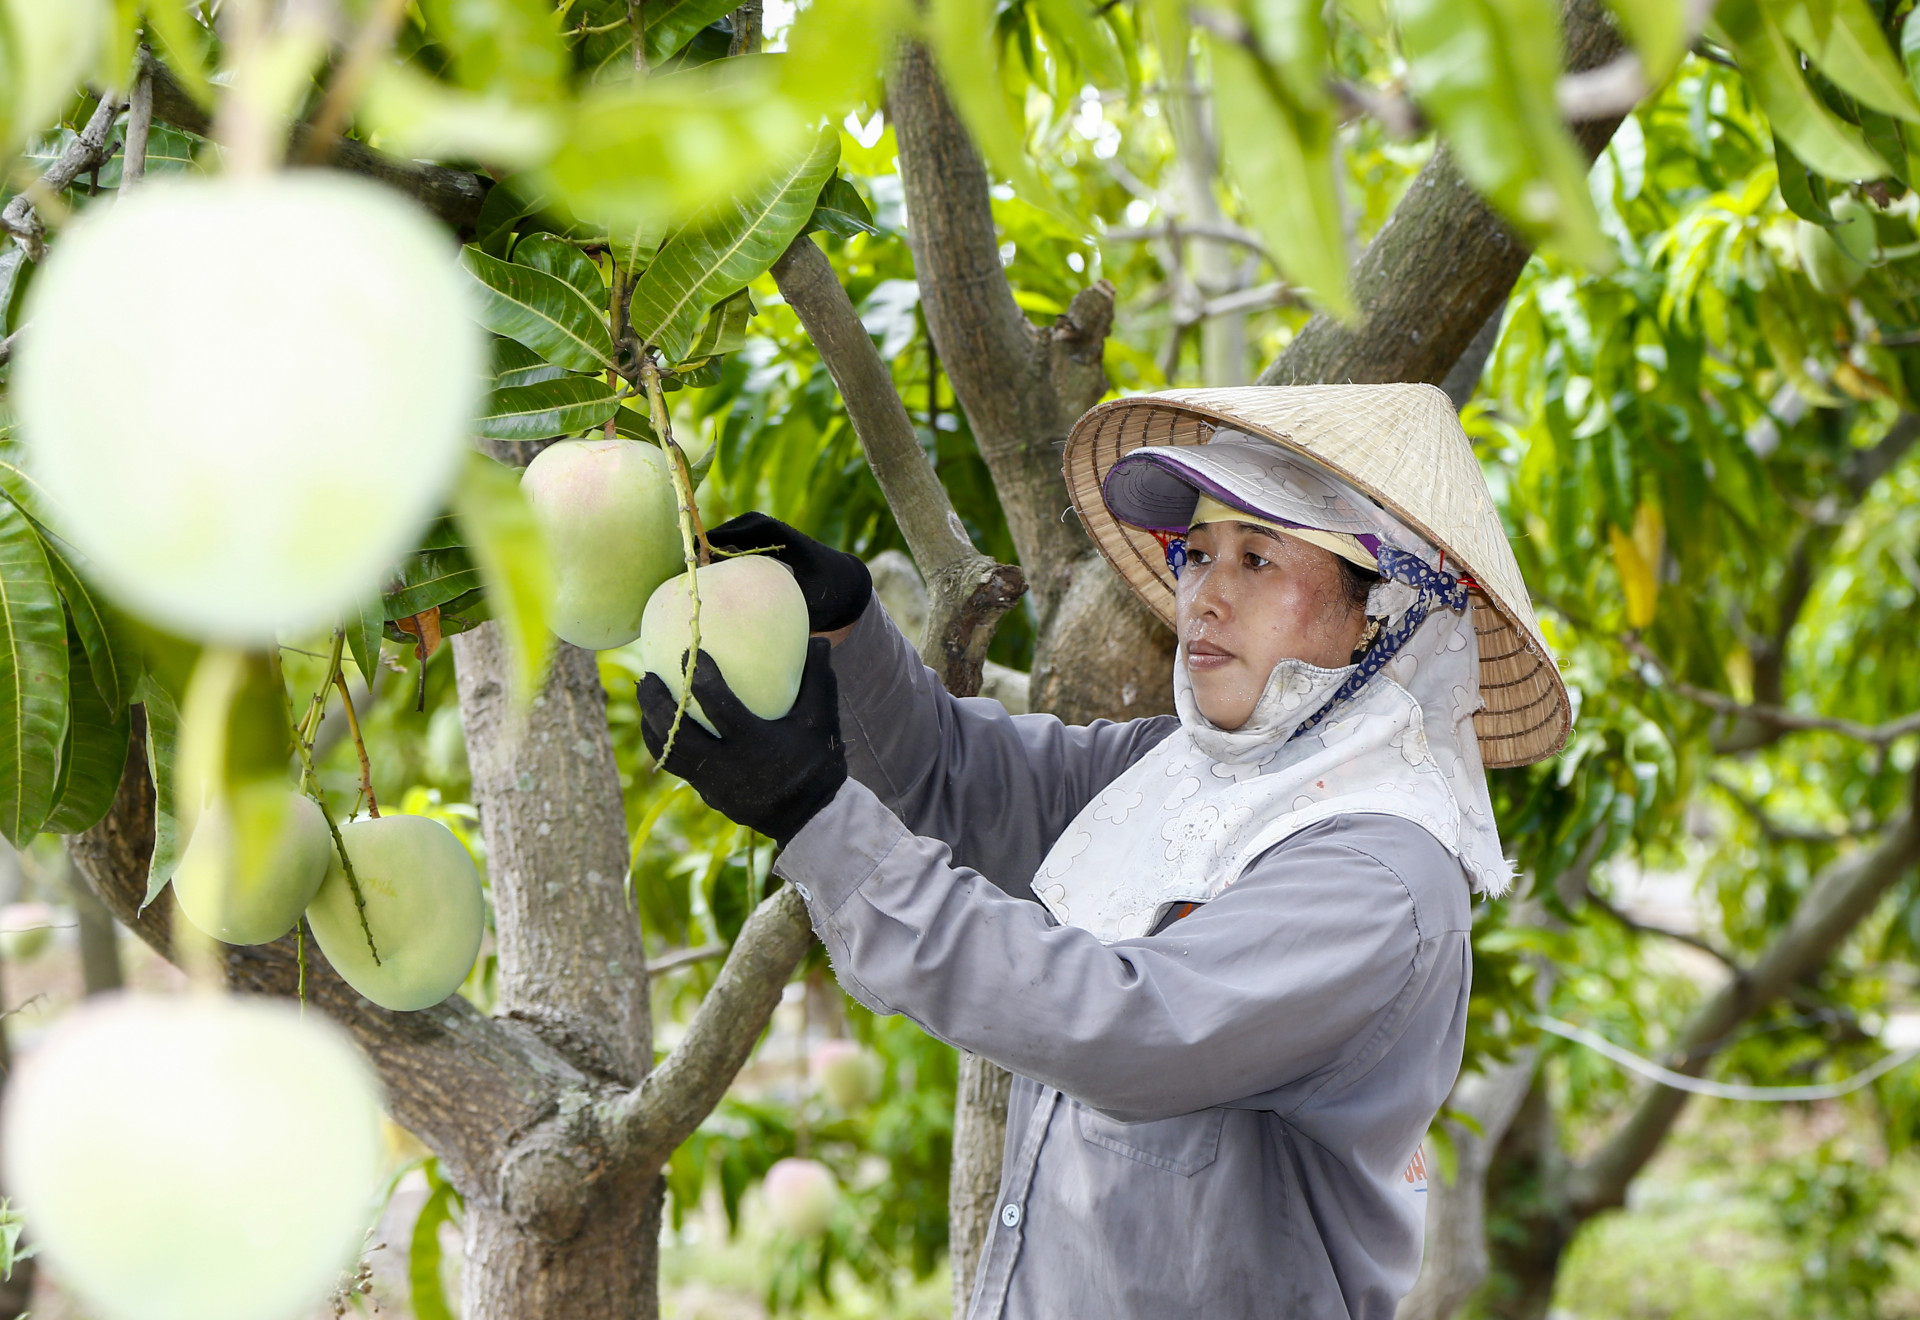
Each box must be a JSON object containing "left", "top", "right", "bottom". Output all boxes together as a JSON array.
[{"left": 1064, "top": 384, "right": 1570, "bottom": 768}]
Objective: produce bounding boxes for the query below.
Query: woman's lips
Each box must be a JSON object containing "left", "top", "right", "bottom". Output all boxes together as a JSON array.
[{"left": 1187, "top": 640, "right": 1234, "bottom": 672}]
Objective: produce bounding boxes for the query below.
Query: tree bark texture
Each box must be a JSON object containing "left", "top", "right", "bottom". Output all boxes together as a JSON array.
[{"left": 948, "top": 1050, "right": 1014, "bottom": 1316}]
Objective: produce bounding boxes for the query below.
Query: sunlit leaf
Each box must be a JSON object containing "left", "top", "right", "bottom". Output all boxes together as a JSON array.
[
  {"left": 477, "top": 376, "right": 621, "bottom": 441},
  {"left": 409, "top": 1164, "right": 459, "bottom": 1320},
  {"left": 1209, "top": 36, "right": 1353, "bottom": 320},
  {"left": 1032, "top": 0, "right": 1129, "bottom": 90},
  {"left": 1775, "top": 0, "right": 1920, "bottom": 124},
  {"left": 804, "top": 175, "right": 881, "bottom": 238},
  {"left": 639, "top": 0, "right": 742, "bottom": 67},
  {"left": 451, "top": 454, "right": 553, "bottom": 707},
  {"left": 1608, "top": 524, "right": 1658, "bottom": 628},
  {"left": 461, "top": 247, "right": 616, "bottom": 373},
  {"left": 1395, "top": 0, "right": 1612, "bottom": 268},
  {"left": 0, "top": 502, "right": 68, "bottom": 847},
  {"left": 629, "top": 127, "right": 841, "bottom": 362},
  {"left": 43, "top": 628, "right": 130, "bottom": 836},
  {"left": 137, "top": 672, "right": 183, "bottom": 906},
  {"left": 1712, "top": 0, "right": 1888, "bottom": 181},
  {"left": 686, "top": 289, "right": 756, "bottom": 362}
]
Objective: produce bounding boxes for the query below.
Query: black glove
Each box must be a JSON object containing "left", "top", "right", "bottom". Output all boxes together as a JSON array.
[
  {"left": 704, "top": 512, "right": 872, "bottom": 633},
  {"left": 637, "top": 639, "right": 848, "bottom": 847}
]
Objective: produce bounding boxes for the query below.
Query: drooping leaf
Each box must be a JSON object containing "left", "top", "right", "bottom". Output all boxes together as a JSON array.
[
  {"left": 804, "top": 175, "right": 880, "bottom": 238},
  {"left": 1776, "top": 0, "right": 1920, "bottom": 124},
  {"left": 137, "top": 673, "right": 184, "bottom": 907},
  {"left": 348, "top": 595, "right": 385, "bottom": 688},
  {"left": 1031, "top": 0, "right": 1129, "bottom": 90},
  {"left": 628, "top": 127, "right": 841, "bottom": 362},
  {"left": 461, "top": 247, "right": 616, "bottom": 373},
  {"left": 43, "top": 626, "right": 130, "bottom": 836},
  {"left": 408, "top": 1165, "right": 460, "bottom": 1320},
  {"left": 1395, "top": 0, "right": 1612, "bottom": 268},
  {"left": 513, "top": 233, "right": 606, "bottom": 306},
  {"left": 1603, "top": 0, "right": 1689, "bottom": 84},
  {"left": 33, "top": 527, "right": 137, "bottom": 715},
  {"left": 478, "top": 376, "right": 621, "bottom": 441},
  {"left": 616, "top": 211, "right": 671, "bottom": 277},
  {"left": 685, "top": 289, "right": 756, "bottom": 363},
  {"left": 0, "top": 503, "right": 68, "bottom": 847},
  {"left": 1712, "top": 0, "right": 1888, "bottom": 180},
  {"left": 416, "top": 0, "right": 567, "bottom": 101},
  {"left": 451, "top": 454, "right": 554, "bottom": 707},
  {"left": 1774, "top": 133, "right": 1837, "bottom": 222},
  {"left": 923, "top": 0, "right": 1078, "bottom": 225},
  {"left": 491, "top": 336, "right": 570, "bottom": 389},
  {"left": 1210, "top": 35, "right": 1354, "bottom": 320}
]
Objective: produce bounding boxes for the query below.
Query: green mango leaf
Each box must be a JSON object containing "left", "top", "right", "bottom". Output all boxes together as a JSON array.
[
  {"left": 348, "top": 595, "right": 385, "bottom": 687},
  {"left": 1604, "top": 0, "right": 1688, "bottom": 84},
  {"left": 1395, "top": 0, "right": 1612, "bottom": 269},
  {"left": 686, "top": 289, "right": 756, "bottom": 361},
  {"left": 1776, "top": 0, "right": 1920, "bottom": 124},
  {"left": 452, "top": 454, "right": 553, "bottom": 706},
  {"left": 478, "top": 376, "right": 622, "bottom": 441},
  {"left": 137, "top": 672, "right": 184, "bottom": 906},
  {"left": 43, "top": 627, "right": 130, "bottom": 836},
  {"left": 629, "top": 127, "right": 841, "bottom": 362},
  {"left": 1031, "top": 0, "right": 1129, "bottom": 90},
  {"left": 1210, "top": 37, "right": 1354, "bottom": 320},
  {"left": 474, "top": 176, "right": 548, "bottom": 257},
  {"left": 641, "top": 0, "right": 743, "bottom": 67},
  {"left": 1242, "top": 0, "right": 1332, "bottom": 110},
  {"left": 461, "top": 247, "right": 616, "bottom": 374},
  {"left": 616, "top": 212, "right": 671, "bottom": 277},
  {"left": 385, "top": 547, "right": 485, "bottom": 623},
  {"left": 612, "top": 404, "right": 661, "bottom": 443},
  {"left": 0, "top": 439, "right": 54, "bottom": 520},
  {"left": 0, "top": 502, "right": 69, "bottom": 847},
  {"left": 1774, "top": 133, "right": 1837, "bottom": 221},
  {"left": 513, "top": 233, "right": 606, "bottom": 306},
  {"left": 417, "top": 0, "right": 566, "bottom": 101},
  {"left": 804, "top": 175, "right": 881, "bottom": 238},
  {"left": 1858, "top": 108, "right": 1912, "bottom": 184},
  {"left": 1713, "top": 0, "right": 1888, "bottom": 180},
  {"left": 409, "top": 1164, "right": 460, "bottom": 1320},
  {"left": 39, "top": 529, "right": 138, "bottom": 715},
  {"left": 491, "top": 336, "right": 570, "bottom": 389}
]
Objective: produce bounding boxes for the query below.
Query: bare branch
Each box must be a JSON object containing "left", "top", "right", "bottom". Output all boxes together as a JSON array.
[
  {"left": 647, "top": 943, "right": 728, "bottom": 975},
  {"left": 770, "top": 234, "right": 1025, "bottom": 694},
  {"left": 1103, "top": 219, "right": 1272, "bottom": 259},
  {"left": 611, "top": 883, "right": 814, "bottom": 1167},
  {"left": 3, "top": 93, "right": 125, "bottom": 258},
  {"left": 1624, "top": 634, "right": 1920, "bottom": 747},
  {"left": 1566, "top": 763, "right": 1920, "bottom": 1216},
  {"left": 122, "top": 56, "right": 154, "bottom": 191},
  {"left": 1582, "top": 883, "right": 1743, "bottom": 973}
]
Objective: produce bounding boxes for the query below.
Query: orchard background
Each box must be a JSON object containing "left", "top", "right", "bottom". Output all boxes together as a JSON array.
[{"left": 4, "top": 0, "right": 1920, "bottom": 1317}]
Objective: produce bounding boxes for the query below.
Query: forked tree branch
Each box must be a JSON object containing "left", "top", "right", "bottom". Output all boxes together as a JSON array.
[
  {"left": 2, "top": 93, "right": 125, "bottom": 257},
  {"left": 1624, "top": 634, "right": 1920, "bottom": 747},
  {"left": 1565, "top": 762, "right": 1920, "bottom": 1216},
  {"left": 771, "top": 234, "right": 1025, "bottom": 693}
]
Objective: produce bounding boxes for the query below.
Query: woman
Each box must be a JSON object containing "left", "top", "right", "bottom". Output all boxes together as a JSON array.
[{"left": 640, "top": 384, "right": 1570, "bottom": 1320}]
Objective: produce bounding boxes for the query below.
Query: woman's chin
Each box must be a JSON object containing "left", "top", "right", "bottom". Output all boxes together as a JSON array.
[{"left": 1188, "top": 673, "right": 1259, "bottom": 730}]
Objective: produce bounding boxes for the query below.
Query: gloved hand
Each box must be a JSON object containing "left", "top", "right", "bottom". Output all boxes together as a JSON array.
[
  {"left": 704, "top": 512, "right": 872, "bottom": 633},
  {"left": 637, "top": 639, "right": 848, "bottom": 847}
]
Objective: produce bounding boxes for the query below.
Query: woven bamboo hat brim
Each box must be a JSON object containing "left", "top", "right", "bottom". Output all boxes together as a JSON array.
[{"left": 1063, "top": 384, "right": 1571, "bottom": 768}]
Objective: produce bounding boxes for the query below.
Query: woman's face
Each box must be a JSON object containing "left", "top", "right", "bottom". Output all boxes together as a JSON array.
[{"left": 1175, "top": 519, "right": 1368, "bottom": 730}]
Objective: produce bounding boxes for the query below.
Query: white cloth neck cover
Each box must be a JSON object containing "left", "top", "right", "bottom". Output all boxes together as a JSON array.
[{"left": 1030, "top": 465, "right": 1514, "bottom": 944}]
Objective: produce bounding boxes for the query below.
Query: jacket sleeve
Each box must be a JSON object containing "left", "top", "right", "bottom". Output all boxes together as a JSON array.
[
  {"left": 775, "top": 779, "right": 1473, "bottom": 1123},
  {"left": 828, "top": 598, "right": 1178, "bottom": 897}
]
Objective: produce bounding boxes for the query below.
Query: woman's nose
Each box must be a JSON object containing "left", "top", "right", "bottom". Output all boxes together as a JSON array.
[{"left": 1192, "top": 564, "right": 1233, "bottom": 620}]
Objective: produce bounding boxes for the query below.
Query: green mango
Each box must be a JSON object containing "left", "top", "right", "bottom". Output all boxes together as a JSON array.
[
  {"left": 639, "top": 554, "right": 810, "bottom": 735},
  {"left": 306, "top": 814, "right": 485, "bottom": 1012},
  {"left": 173, "top": 789, "right": 332, "bottom": 946},
  {"left": 521, "top": 438, "right": 684, "bottom": 650}
]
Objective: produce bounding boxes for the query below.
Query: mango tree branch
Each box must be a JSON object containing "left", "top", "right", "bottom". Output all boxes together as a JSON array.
[
  {"left": 3, "top": 92, "right": 125, "bottom": 257},
  {"left": 1258, "top": 0, "right": 1627, "bottom": 388},
  {"left": 122, "top": 58, "right": 154, "bottom": 190},
  {"left": 770, "top": 234, "right": 1024, "bottom": 693},
  {"left": 1565, "top": 762, "right": 1920, "bottom": 1218},
  {"left": 1623, "top": 634, "right": 1920, "bottom": 746},
  {"left": 887, "top": 41, "right": 1111, "bottom": 625},
  {"left": 610, "top": 882, "right": 815, "bottom": 1167},
  {"left": 65, "top": 721, "right": 575, "bottom": 1199}
]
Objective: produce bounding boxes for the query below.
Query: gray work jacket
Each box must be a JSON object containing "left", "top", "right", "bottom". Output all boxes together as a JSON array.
[{"left": 774, "top": 601, "right": 1473, "bottom": 1320}]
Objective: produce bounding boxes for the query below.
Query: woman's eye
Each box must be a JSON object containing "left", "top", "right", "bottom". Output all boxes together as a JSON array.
[
  {"left": 1189, "top": 549, "right": 1213, "bottom": 565},
  {"left": 1244, "top": 552, "right": 1270, "bottom": 569}
]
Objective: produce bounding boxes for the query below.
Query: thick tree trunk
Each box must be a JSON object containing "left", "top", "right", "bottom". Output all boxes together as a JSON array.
[
  {"left": 67, "top": 867, "right": 125, "bottom": 994},
  {"left": 947, "top": 1051, "right": 1014, "bottom": 1316}
]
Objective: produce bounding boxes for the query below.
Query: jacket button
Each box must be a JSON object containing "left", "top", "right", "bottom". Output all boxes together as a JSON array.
[{"left": 1001, "top": 1203, "right": 1022, "bottom": 1228}]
